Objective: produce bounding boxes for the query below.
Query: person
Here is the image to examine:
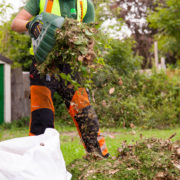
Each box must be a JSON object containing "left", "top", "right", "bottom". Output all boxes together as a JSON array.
[{"left": 11, "top": 0, "right": 109, "bottom": 158}]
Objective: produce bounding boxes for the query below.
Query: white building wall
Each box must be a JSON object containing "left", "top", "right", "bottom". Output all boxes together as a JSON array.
[
  {"left": 0, "top": 60, "right": 11, "bottom": 123},
  {"left": 4, "top": 64, "right": 11, "bottom": 123}
]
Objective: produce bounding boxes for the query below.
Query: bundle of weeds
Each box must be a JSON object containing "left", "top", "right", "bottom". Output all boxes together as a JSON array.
[
  {"left": 67, "top": 137, "right": 180, "bottom": 180},
  {"left": 37, "top": 18, "right": 102, "bottom": 89}
]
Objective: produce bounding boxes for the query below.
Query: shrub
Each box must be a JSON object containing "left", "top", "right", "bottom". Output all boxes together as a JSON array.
[
  {"left": 105, "top": 38, "right": 142, "bottom": 76},
  {"left": 92, "top": 69, "right": 180, "bottom": 128}
]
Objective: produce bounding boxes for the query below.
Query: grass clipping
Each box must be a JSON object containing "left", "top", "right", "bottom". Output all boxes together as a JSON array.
[
  {"left": 67, "top": 137, "right": 180, "bottom": 180},
  {"left": 37, "top": 18, "right": 101, "bottom": 89}
]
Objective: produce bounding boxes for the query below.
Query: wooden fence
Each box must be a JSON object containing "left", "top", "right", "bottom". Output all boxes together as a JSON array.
[{"left": 11, "top": 68, "right": 30, "bottom": 121}]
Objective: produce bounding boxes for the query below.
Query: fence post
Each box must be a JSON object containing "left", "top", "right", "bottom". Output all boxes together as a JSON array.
[
  {"left": 11, "top": 68, "right": 30, "bottom": 121},
  {"left": 154, "top": 41, "right": 159, "bottom": 69},
  {"left": 161, "top": 57, "right": 166, "bottom": 70}
]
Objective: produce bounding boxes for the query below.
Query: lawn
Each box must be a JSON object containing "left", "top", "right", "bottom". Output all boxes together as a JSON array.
[{"left": 0, "top": 122, "right": 179, "bottom": 165}]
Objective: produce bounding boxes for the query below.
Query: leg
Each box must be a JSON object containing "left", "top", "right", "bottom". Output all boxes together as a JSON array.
[
  {"left": 29, "top": 57, "right": 57, "bottom": 135},
  {"left": 57, "top": 64, "right": 109, "bottom": 157},
  {"left": 69, "top": 88, "right": 109, "bottom": 157}
]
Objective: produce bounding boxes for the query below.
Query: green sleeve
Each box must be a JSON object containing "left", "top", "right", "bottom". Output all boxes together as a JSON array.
[
  {"left": 24, "top": 0, "right": 40, "bottom": 16},
  {"left": 83, "top": 0, "right": 95, "bottom": 23}
]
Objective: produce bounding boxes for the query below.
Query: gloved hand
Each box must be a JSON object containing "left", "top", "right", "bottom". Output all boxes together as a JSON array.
[{"left": 26, "top": 21, "right": 42, "bottom": 39}]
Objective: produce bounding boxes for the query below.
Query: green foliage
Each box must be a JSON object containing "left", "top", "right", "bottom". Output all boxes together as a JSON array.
[
  {"left": 53, "top": 92, "right": 73, "bottom": 126},
  {"left": 92, "top": 31, "right": 142, "bottom": 77},
  {"left": 0, "top": 14, "right": 31, "bottom": 71},
  {"left": 148, "top": 0, "right": 180, "bottom": 39},
  {"left": 148, "top": 0, "right": 180, "bottom": 60},
  {"left": 0, "top": 117, "right": 29, "bottom": 130},
  {"left": 92, "top": 70, "right": 180, "bottom": 128},
  {"left": 105, "top": 38, "right": 142, "bottom": 75}
]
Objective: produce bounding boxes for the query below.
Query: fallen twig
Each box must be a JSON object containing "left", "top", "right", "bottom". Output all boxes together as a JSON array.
[{"left": 168, "top": 133, "right": 177, "bottom": 140}]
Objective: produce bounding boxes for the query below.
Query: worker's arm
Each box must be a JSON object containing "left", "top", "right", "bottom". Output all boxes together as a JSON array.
[{"left": 11, "top": 9, "right": 33, "bottom": 32}]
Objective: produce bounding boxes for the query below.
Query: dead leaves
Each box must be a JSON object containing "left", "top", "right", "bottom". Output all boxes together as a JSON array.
[
  {"left": 168, "top": 133, "right": 177, "bottom": 140},
  {"left": 101, "top": 100, "right": 107, "bottom": 107},
  {"left": 176, "top": 148, "right": 180, "bottom": 157},
  {"left": 118, "top": 78, "right": 123, "bottom": 86},
  {"left": 77, "top": 40, "right": 96, "bottom": 65},
  {"left": 130, "top": 123, "right": 135, "bottom": 129},
  {"left": 68, "top": 137, "right": 180, "bottom": 180},
  {"left": 108, "top": 169, "right": 119, "bottom": 175},
  {"left": 83, "top": 152, "right": 104, "bottom": 161},
  {"left": 153, "top": 172, "right": 166, "bottom": 180},
  {"left": 109, "top": 87, "right": 115, "bottom": 95}
]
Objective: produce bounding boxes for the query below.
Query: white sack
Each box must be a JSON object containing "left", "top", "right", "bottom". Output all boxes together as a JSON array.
[{"left": 0, "top": 128, "right": 72, "bottom": 180}]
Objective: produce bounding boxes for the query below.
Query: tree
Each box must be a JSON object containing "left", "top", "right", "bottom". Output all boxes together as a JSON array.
[
  {"left": 0, "top": 1, "right": 31, "bottom": 71},
  {"left": 0, "top": 0, "right": 12, "bottom": 24},
  {"left": 148, "top": 0, "right": 180, "bottom": 65},
  {"left": 93, "top": 0, "right": 167, "bottom": 68},
  {"left": 109, "top": 0, "right": 168, "bottom": 68}
]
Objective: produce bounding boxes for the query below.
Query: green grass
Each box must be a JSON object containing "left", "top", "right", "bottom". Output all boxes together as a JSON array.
[
  {"left": 0, "top": 122, "right": 179, "bottom": 165},
  {"left": 103, "top": 127, "right": 180, "bottom": 158}
]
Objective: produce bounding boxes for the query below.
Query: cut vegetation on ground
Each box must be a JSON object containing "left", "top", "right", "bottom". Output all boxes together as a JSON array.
[
  {"left": 67, "top": 137, "right": 180, "bottom": 180},
  {"left": 0, "top": 123, "right": 180, "bottom": 179}
]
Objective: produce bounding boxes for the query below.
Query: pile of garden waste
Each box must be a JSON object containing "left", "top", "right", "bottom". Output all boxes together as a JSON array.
[{"left": 67, "top": 137, "right": 180, "bottom": 180}]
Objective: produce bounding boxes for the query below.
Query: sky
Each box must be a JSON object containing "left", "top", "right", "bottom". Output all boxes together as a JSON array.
[
  {"left": 7, "top": 0, "right": 25, "bottom": 10},
  {"left": 0, "top": 0, "right": 25, "bottom": 23}
]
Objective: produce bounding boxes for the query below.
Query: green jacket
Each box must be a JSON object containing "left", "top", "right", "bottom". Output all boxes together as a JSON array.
[{"left": 24, "top": 0, "right": 95, "bottom": 23}]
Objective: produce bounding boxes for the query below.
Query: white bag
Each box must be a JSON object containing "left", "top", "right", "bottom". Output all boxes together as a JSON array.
[{"left": 0, "top": 128, "right": 72, "bottom": 180}]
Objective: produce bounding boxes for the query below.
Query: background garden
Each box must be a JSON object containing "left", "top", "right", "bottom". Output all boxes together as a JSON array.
[{"left": 0, "top": 0, "right": 180, "bottom": 179}]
